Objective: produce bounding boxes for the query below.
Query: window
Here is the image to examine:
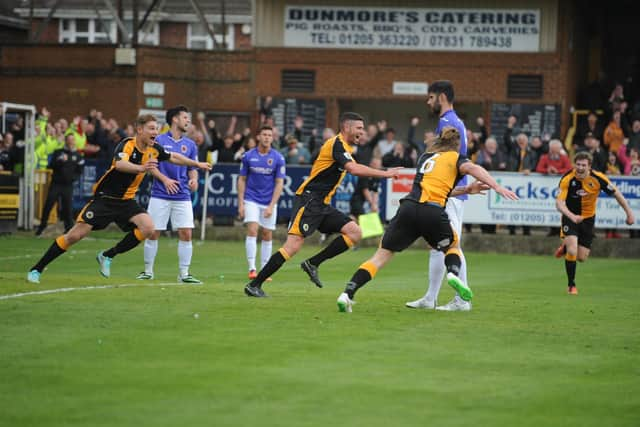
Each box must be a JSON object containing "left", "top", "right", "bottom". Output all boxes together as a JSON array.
[
  {"left": 187, "top": 23, "right": 235, "bottom": 50},
  {"left": 58, "top": 19, "right": 159, "bottom": 46}
]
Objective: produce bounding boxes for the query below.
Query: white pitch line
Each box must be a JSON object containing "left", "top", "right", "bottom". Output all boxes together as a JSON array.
[
  {"left": 0, "top": 249, "right": 91, "bottom": 261},
  {"left": 0, "top": 282, "right": 201, "bottom": 301}
]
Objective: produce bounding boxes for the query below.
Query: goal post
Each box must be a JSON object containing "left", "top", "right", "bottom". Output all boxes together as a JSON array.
[{"left": 1, "top": 102, "right": 37, "bottom": 230}]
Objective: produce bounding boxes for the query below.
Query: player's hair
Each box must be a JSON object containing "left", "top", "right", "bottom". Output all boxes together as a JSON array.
[
  {"left": 432, "top": 126, "right": 460, "bottom": 152},
  {"left": 339, "top": 112, "right": 364, "bottom": 128},
  {"left": 165, "top": 105, "right": 189, "bottom": 126},
  {"left": 574, "top": 151, "right": 593, "bottom": 164},
  {"left": 258, "top": 125, "right": 273, "bottom": 134},
  {"left": 136, "top": 114, "right": 157, "bottom": 128},
  {"left": 428, "top": 80, "right": 454, "bottom": 103}
]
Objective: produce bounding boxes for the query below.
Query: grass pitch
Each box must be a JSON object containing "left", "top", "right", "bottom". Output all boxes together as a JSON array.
[{"left": 1, "top": 232, "right": 639, "bottom": 427}]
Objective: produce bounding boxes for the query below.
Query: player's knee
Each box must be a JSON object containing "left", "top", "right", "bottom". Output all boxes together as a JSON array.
[
  {"left": 138, "top": 224, "right": 155, "bottom": 239},
  {"left": 344, "top": 223, "right": 362, "bottom": 243},
  {"left": 261, "top": 229, "right": 272, "bottom": 241},
  {"left": 178, "top": 228, "right": 192, "bottom": 241}
]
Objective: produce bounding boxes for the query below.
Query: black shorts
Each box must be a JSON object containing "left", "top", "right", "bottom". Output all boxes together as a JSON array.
[
  {"left": 561, "top": 215, "right": 595, "bottom": 249},
  {"left": 288, "top": 192, "right": 352, "bottom": 237},
  {"left": 76, "top": 197, "right": 147, "bottom": 231},
  {"left": 350, "top": 194, "right": 365, "bottom": 217},
  {"left": 381, "top": 200, "right": 455, "bottom": 252}
]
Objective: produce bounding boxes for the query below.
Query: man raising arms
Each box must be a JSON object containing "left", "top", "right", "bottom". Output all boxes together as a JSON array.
[
  {"left": 237, "top": 126, "right": 286, "bottom": 279},
  {"left": 555, "top": 152, "right": 634, "bottom": 294},
  {"left": 244, "top": 112, "right": 402, "bottom": 297},
  {"left": 27, "top": 114, "right": 211, "bottom": 283}
]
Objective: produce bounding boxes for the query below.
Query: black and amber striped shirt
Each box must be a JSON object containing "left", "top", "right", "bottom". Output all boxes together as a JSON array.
[
  {"left": 93, "top": 137, "right": 171, "bottom": 200},
  {"left": 295, "top": 133, "right": 355, "bottom": 204},
  {"left": 403, "top": 151, "right": 468, "bottom": 207},
  {"left": 557, "top": 169, "right": 616, "bottom": 218}
]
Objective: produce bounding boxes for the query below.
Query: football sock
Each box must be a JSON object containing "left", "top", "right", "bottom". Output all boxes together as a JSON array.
[
  {"left": 445, "top": 250, "right": 462, "bottom": 276},
  {"left": 252, "top": 248, "right": 288, "bottom": 287},
  {"left": 565, "top": 253, "right": 577, "bottom": 287},
  {"left": 245, "top": 235, "right": 257, "bottom": 271},
  {"left": 260, "top": 239, "right": 272, "bottom": 269},
  {"left": 104, "top": 229, "right": 144, "bottom": 258},
  {"left": 425, "top": 249, "right": 445, "bottom": 301},
  {"left": 178, "top": 240, "right": 192, "bottom": 277},
  {"left": 308, "top": 234, "right": 353, "bottom": 267},
  {"left": 345, "top": 261, "right": 378, "bottom": 299},
  {"left": 31, "top": 236, "right": 68, "bottom": 273},
  {"left": 143, "top": 239, "right": 158, "bottom": 274}
]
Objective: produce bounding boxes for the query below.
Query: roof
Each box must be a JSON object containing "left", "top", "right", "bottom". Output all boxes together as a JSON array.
[{"left": 13, "top": 0, "right": 251, "bottom": 22}]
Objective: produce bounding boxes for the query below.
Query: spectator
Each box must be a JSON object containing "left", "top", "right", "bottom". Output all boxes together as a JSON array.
[
  {"left": 573, "top": 111, "right": 604, "bottom": 150},
  {"left": 603, "top": 110, "right": 626, "bottom": 154},
  {"left": 407, "top": 116, "right": 426, "bottom": 155},
  {"left": 499, "top": 114, "right": 520, "bottom": 160},
  {"left": 536, "top": 139, "right": 572, "bottom": 175},
  {"left": 217, "top": 135, "right": 238, "bottom": 163},
  {"left": 382, "top": 141, "right": 413, "bottom": 168},
  {"left": 618, "top": 145, "right": 640, "bottom": 176},
  {"left": 284, "top": 134, "right": 311, "bottom": 164},
  {"left": 529, "top": 135, "right": 547, "bottom": 168},
  {"left": 507, "top": 132, "right": 537, "bottom": 174},
  {"left": 475, "top": 136, "right": 506, "bottom": 234},
  {"left": 475, "top": 136, "right": 507, "bottom": 171},
  {"left": 466, "top": 129, "right": 480, "bottom": 162},
  {"left": 311, "top": 127, "right": 335, "bottom": 163},
  {"left": 577, "top": 132, "right": 607, "bottom": 172},
  {"left": 605, "top": 151, "right": 623, "bottom": 175},
  {"left": 193, "top": 130, "right": 210, "bottom": 162},
  {"left": 0, "top": 133, "right": 13, "bottom": 171},
  {"left": 506, "top": 132, "right": 535, "bottom": 235},
  {"left": 473, "top": 116, "right": 488, "bottom": 146},
  {"left": 377, "top": 127, "right": 397, "bottom": 157},
  {"left": 353, "top": 123, "right": 381, "bottom": 165},
  {"left": 234, "top": 136, "right": 257, "bottom": 162},
  {"left": 64, "top": 116, "right": 88, "bottom": 151},
  {"left": 627, "top": 118, "right": 640, "bottom": 153}
]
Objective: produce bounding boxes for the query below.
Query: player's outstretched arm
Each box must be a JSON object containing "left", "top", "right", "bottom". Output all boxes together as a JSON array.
[
  {"left": 115, "top": 158, "right": 156, "bottom": 174},
  {"left": 169, "top": 152, "right": 212, "bottom": 170},
  {"left": 344, "top": 162, "right": 402, "bottom": 179},
  {"left": 613, "top": 190, "right": 636, "bottom": 225},
  {"left": 459, "top": 162, "right": 518, "bottom": 201}
]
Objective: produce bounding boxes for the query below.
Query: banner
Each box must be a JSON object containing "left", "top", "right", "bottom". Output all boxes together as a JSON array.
[
  {"left": 284, "top": 6, "right": 540, "bottom": 52},
  {"left": 385, "top": 171, "right": 640, "bottom": 230}
]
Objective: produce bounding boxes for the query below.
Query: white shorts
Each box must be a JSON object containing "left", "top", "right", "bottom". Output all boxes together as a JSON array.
[
  {"left": 244, "top": 200, "right": 277, "bottom": 231},
  {"left": 147, "top": 197, "right": 194, "bottom": 230},
  {"left": 445, "top": 198, "right": 464, "bottom": 238}
]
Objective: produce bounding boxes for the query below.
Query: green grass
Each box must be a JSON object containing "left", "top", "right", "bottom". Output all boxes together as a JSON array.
[{"left": 1, "top": 232, "right": 639, "bottom": 427}]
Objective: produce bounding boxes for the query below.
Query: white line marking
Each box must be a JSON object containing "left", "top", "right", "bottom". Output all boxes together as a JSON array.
[
  {"left": 0, "top": 249, "right": 91, "bottom": 261},
  {"left": 0, "top": 282, "right": 202, "bottom": 301}
]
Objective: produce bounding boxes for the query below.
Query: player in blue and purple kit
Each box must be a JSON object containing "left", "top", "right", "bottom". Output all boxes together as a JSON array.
[
  {"left": 406, "top": 80, "right": 472, "bottom": 311},
  {"left": 237, "top": 125, "right": 286, "bottom": 279},
  {"left": 136, "top": 105, "right": 203, "bottom": 284}
]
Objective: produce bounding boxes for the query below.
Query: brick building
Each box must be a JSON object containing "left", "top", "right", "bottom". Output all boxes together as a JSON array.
[{"left": 1, "top": 0, "right": 636, "bottom": 141}]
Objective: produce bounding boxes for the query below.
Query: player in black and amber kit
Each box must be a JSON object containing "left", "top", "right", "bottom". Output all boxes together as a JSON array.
[
  {"left": 335, "top": 127, "right": 518, "bottom": 312},
  {"left": 244, "top": 112, "right": 403, "bottom": 297},
  {"left": 554, "top": 151, "right": 634, "bottom": 295},
  {"left": 27, "top": 114, "right": 211, "bottom": 283}
]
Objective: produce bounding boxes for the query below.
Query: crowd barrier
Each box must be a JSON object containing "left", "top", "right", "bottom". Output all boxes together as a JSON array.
[{"left": 68, "top": 160, "right": 639, "bottom": 230}]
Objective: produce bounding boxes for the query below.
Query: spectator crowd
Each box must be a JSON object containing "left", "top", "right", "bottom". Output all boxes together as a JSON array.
[{"left": 2, "top": 79, "right": 638, "bottom": 238}]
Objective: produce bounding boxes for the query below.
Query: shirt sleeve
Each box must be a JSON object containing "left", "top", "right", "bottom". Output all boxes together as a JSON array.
[
  {"left": 153, "top": 142, "right": 171, "bottom": 162},
  {"left": 456, "top": 154, "right": 470, "bottom": 170},
  {"left": 275, "top": 154, "right": 287, "bottom": 179},
  {"left": 557, "top": 174, "right": 571, "bottom": 201},
  {"left": 113, "top": 139, "right": 134, "bottom": 162},
  {"left": 239, "top": 153, "right": 249, "bottom": 176},
  {"left": 593, "top": 171, "right": 617, "bottom": 195},
  {"left": 188, "top": 142, "right": 198, "bottom": 171},
  {"left": 332, "top": 139, "right": 354, "bottom": 168}
]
